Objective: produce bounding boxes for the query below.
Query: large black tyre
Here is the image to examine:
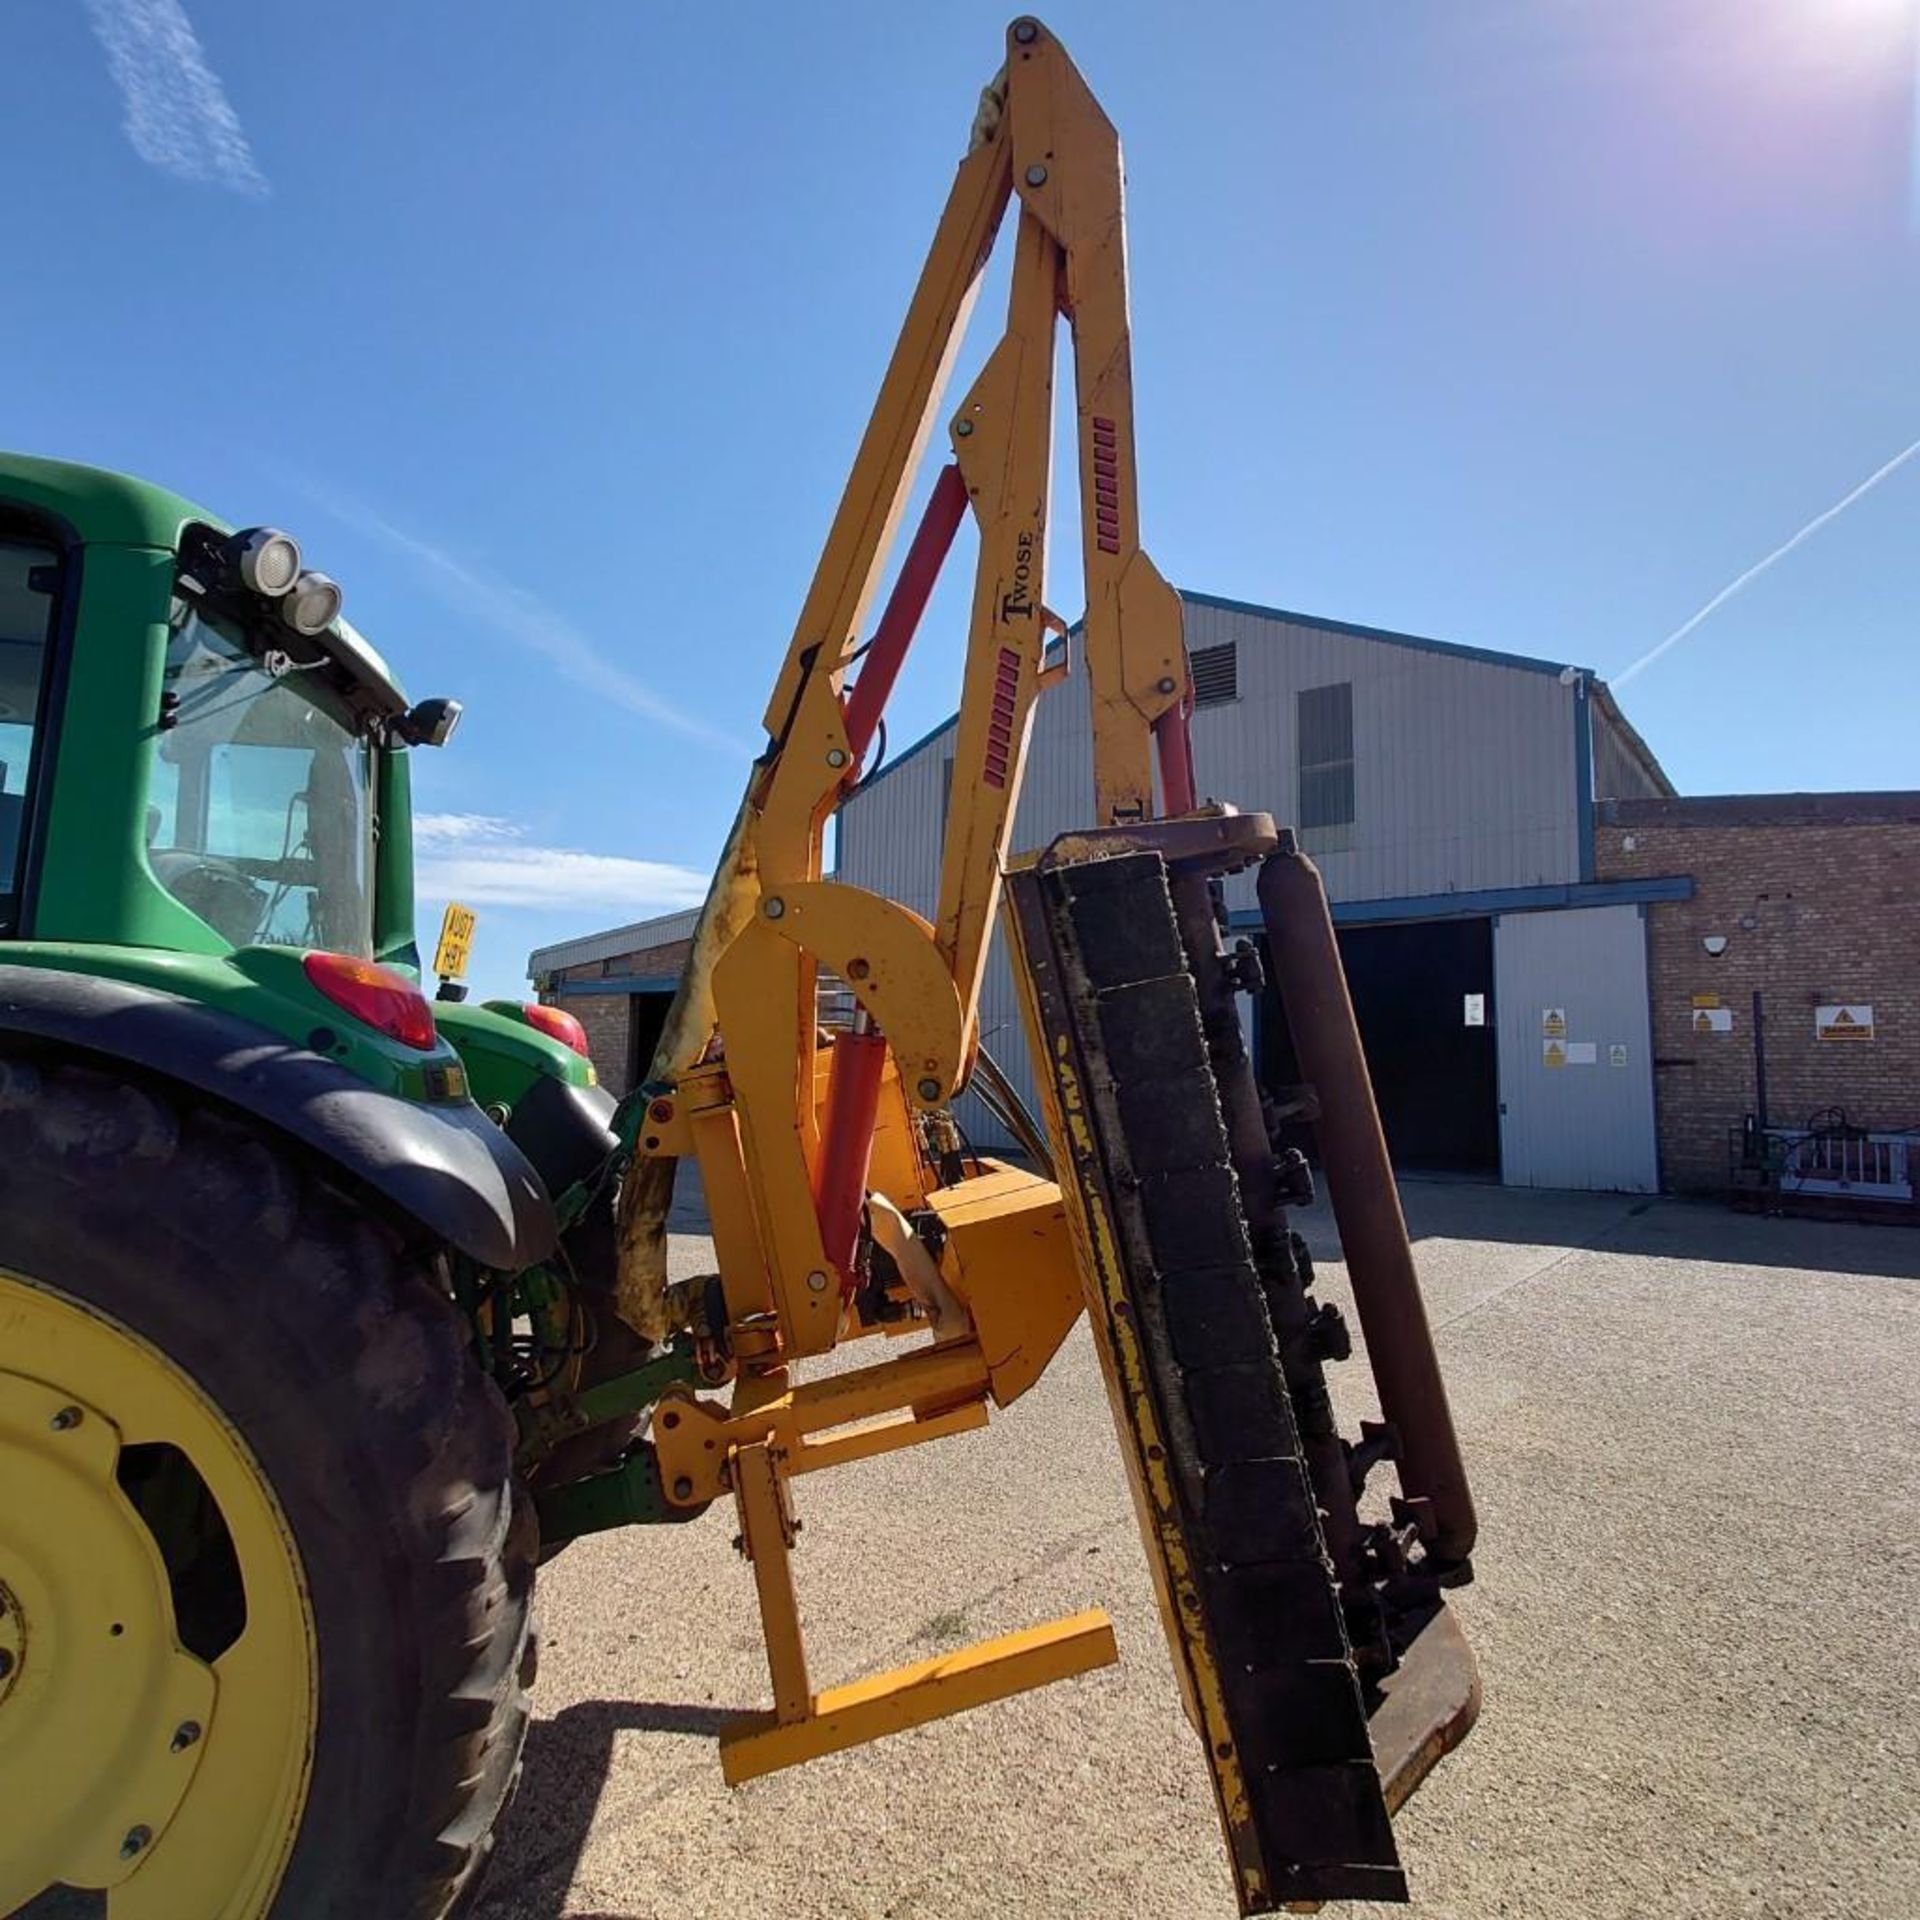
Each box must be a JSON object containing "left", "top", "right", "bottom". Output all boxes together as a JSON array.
[{"left": 0, "top": 1055, "right": 536, "bottom": 1920}]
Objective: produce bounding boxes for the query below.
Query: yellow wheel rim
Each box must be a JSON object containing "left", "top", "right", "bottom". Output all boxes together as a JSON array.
[{"left": 0, "top": 1269, "right": 316, "bottom": 1917}]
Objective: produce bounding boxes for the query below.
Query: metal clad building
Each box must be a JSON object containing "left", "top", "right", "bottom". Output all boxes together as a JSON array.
[{"left": 838, "top": 590, "right": 1680, "bottom": 1192}]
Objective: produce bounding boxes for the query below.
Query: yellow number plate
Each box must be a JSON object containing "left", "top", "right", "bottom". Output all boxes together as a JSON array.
[{"left": 433, "top": 902, "right": 477, "bottom": 980}]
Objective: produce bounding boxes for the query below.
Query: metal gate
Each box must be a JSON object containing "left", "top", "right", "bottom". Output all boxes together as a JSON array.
[{"left": 1494, "top": 904, "right": 1657, "bottom": 1193}]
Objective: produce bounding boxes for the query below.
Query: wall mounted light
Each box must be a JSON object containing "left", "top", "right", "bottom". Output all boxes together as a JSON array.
[{"left": 1702, "top": 935, "right": 1729, "bottom": 957}]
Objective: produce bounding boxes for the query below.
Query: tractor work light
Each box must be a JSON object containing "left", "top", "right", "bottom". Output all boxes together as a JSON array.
[
  {"left": 521, "top": 1002, "right": 591, "bottom": 1057},
  {"left": 225, "top": 526, "right": 303, "bottom": 597},
  {"left": 303, "top": 951, "right": 439, "bottom": 1051},
  {"left": 282, "top": 571, "right": 343, "bottom": 636},
  {"left": 396, "top": 696, "right": 463, "bottom": 748}
]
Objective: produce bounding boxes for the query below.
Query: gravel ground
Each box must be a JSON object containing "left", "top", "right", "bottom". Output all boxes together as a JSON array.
[{"left": 478, "top": 1184, "right": 1920, "bottom": 1920}]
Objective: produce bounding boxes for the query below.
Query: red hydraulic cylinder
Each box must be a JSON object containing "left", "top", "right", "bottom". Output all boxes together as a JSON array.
[
  {"left": 812, "top": 1024, "right": 889, "bottom": 1288},
  {"left": 1153, "top": 688, "right": 1197, "bottom": 816},
  {"left": 842, "top": 462, "right": 971, "bottom": 766}
]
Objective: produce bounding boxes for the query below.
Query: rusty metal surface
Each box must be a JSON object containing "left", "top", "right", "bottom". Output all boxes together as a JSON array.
[
  {"left": 1258, "top": 840, "right": 1478, "bottom": 1573},
  {"left": 1373, "top": 1606, "right": 1482, "bottom": 1816}
]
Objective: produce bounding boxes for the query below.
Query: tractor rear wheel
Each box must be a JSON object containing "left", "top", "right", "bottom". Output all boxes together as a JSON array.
[{"left": 0, "top": 1057, "right": 536, "bottom": 1919}]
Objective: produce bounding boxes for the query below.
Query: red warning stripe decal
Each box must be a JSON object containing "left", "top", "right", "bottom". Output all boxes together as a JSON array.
[{"left": 983, "top": 645, "right": 1023, "bottom": 788}]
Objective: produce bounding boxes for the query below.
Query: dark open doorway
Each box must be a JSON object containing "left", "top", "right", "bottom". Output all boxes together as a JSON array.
[
  {"left": 625, "top": 991, "right": 674, "bottom": 1092},
  {"left": 1258, "top": 916, "right": 1500, "bottom": 1176}
]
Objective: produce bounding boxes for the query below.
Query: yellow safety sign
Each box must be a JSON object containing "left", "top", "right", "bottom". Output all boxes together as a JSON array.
[
  {"left": 1542, "top": 1039, "right": 1567, "bottom": 1069},
  {"left": 1816, "top": 1004, "right": 1873, "bottom": 1042},
  {"left": 434, "top": 903, "right": 477, "bottom": 980}
]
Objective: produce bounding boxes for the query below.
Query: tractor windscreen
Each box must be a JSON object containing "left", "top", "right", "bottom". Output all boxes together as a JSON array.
[{"left": 149, "top": 602, "right": 375, "bottom": 955}]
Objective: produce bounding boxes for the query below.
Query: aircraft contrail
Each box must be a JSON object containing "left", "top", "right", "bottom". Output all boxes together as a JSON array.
[{"left": 1612, "top": 436, "right": 1920, "bottom": 687}]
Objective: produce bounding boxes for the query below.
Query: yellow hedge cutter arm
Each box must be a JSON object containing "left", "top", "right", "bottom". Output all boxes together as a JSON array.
[{"left": 614, "top": 18, "right": 1480, "bottom": 1908}]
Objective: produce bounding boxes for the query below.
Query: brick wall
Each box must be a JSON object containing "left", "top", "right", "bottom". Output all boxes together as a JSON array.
[
  {"left": 537, "top": 935, "right": 693, "bottom": 1097},
  {"left": 565, "top": 994, "right": 638, "bottom": 1094},
  {"left": 1597, "top": 795, "right": 1920, "bottom": 1192}
]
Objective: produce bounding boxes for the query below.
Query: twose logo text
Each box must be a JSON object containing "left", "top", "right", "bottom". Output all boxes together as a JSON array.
[{"left": 1000, "top": 529, "right": 1037, "bottom": 625}]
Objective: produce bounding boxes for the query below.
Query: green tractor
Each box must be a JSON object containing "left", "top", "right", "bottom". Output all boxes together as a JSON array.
[{"left": 0, "top": 454, "right": 676, "bottom": 1918}]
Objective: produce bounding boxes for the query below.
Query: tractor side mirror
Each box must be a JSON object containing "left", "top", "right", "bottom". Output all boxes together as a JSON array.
[{"left": 396, "top": 698, "right": 462, "bottom": 749}]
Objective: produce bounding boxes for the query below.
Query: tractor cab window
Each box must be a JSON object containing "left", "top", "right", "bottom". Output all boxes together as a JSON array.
[
  {"left": 0, "top": 536, "right": 58, "bottom": 900},
  {"left": 149, "top": 603, "right": 375, "bottom": 956}
]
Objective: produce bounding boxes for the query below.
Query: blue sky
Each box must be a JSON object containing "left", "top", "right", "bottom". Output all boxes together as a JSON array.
[{"left": 8, "top": 0, "right": 1917, "bottom": 1000}]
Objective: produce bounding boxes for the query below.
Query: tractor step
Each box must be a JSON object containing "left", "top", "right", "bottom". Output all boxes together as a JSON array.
[{"left": 1007, "top": 834, "right": 1472, "bottom": 1910}]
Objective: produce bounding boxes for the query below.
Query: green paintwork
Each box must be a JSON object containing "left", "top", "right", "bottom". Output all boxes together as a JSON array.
[
  {"left": 434, "top": 996, "right": 595, "bottom": 1112},
  {"left": 373, "top": 748, "right": 420, "bottom": 969},
  {"left": 0, "top": 451, "right": 214, "bottom": 551},
  {"left": 570, "top": 1340, "right": 699, "bottom": 1430},
  {"left": 0, "top": 941, "right": 467, "bottom": 1098},
  {"left": 515, "top": 1338, "right": 698, "bottom": 1472},
  {"left": 533, "top": 1444, "right": 709, "bottom": 1544}
]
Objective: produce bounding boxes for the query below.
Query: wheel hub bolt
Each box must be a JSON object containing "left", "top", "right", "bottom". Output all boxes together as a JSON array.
[
  {"left": 49, "top": 1405, "right": 82, "bottom": 1432},
  {"left": 120, "top": 1826, "right": 151, "bottom": 1860},
  {"left": 170, "top": 1720, "right": 202, "bottom": 1752}
]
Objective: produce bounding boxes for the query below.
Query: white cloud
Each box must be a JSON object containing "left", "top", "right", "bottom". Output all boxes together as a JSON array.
[
  {"left": 84, "top": 0, "right": 268, "bottom": 197},
  {"left": 412, "top": 811, "right": 708, "bottom": 914},
  {"left": 302, "top": 487, "right": 751, "bottom": 757},
  {"left": 411, "top": 811, "right": 522, "bottom": 846}
]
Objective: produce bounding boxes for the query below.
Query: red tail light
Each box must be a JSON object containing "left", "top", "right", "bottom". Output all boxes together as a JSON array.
[
  {"left": 522, "top": 1002, "right": 591, "bottom": 1057},
  {"left": 303, "top": 952, "right": 438, "bottom": 1052}
]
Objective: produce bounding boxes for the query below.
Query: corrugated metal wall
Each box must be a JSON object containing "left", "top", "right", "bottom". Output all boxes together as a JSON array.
[
  {"left": 1591, "top": 704, "right": 1667, "bottom": 800},
  {"left": 919, "top": 600, "right": 1583, "bottom": 921},
  {"left": 834, "top": 719, "right": 956, "bottom": 925},
  {"left": 838, "top": 601, "right": 1587, "bottom": 1146},
  {"left": 1172, "top": 600, "right": 1582, "bottom": 901}
]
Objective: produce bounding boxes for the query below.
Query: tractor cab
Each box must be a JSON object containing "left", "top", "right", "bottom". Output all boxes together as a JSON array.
[
  {"left": 0, "top": 455, "right": 444, "bottom": 965},
  {"left": 0, "top": 451, "right": 593, "bottom": 1258}
]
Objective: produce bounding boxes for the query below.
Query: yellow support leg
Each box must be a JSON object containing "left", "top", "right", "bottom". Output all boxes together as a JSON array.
[
  {"left": 720, "top": 1434, "right": 1118, "bottom": 1786},
  {"left": 719, "top": 1609, "right": 1119, "bottom": 1785},
  {"left": 732, "top": 1440, "right": 811, "bottom": 1723}
]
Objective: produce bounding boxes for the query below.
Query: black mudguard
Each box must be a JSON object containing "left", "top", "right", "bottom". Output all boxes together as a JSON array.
[
  {"left": 504, "top": 1069, "right": 618, "bottom": 1196},
  {"left": 0, "top": 963, "right": 556, "bottom": 1271}
]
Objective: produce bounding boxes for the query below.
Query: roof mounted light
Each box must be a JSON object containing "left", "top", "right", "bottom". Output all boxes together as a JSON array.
[
  {"left": 281, "top": 571, "right": 343, "bottom": 636},
  {"left": 396, "top": 696, "right": 462, "bottom": 748},
  {"left": 225, "top": 527, "right": 302, "bottom": 597}
]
